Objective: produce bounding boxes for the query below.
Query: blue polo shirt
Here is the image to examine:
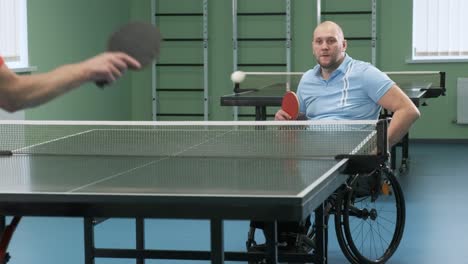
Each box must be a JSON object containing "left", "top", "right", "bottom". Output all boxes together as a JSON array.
[{"left": 297, "top": 54, "right": 394, "bottom": 120}]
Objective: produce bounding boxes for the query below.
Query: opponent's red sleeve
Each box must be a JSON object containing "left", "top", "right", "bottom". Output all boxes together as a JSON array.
[{"left": 0, "top": 56, "right": 4, "bottom": 67}]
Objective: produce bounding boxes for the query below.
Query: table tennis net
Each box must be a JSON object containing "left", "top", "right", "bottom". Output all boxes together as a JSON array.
[
  {"left": 238, "top": 73, "right": 302, "bottom": 92},
  {"left": 236, "top": 71, "right": 443, "bottom": 93},
  {"left": 0, "top": 121, "right": 381, "bottom": 158},
  {"left": 385, "top": 71, "right": 443, "bottom": 89}
]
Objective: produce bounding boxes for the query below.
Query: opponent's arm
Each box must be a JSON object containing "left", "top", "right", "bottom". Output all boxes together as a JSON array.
[{"left": 0, "top": 52, "right": 140, "bottom": 112}]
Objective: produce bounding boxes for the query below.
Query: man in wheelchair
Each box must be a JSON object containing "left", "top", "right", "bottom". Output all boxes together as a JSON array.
[{"left": 249, "top": 21, "right": 419, "bottom": 263}]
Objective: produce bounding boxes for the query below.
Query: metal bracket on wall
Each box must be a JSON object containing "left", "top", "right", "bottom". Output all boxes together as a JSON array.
[{"left": 152, "top": 0, "right": 209, "bottom": 121}]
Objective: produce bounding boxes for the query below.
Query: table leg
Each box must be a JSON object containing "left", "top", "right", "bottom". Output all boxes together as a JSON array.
[
  {"left": 315, "top": 204, "right": 328, "bottom": 264},
  {"left": 401, "top": 133, "right": 410, "bottom": 172},
  {"left": 210, "top": 218, "right": 224, "bottom": 263},
  {"left": 264, "top": 221, "right": 278, "bottom": 264},
  {"left": 136, "top": 217, "right": 145, "bottom": 264},
  {"left": 0, "top": 216, "right": 5, "bottom": 233},
  {"left": 391, "top": 145, "right": 397, "bottom": 170},
  {"left": 84, "top": 217, "right": 95, "bottom": 264},
  {"left": 255, "top": 106, "right": 267, "bottom": 120}
]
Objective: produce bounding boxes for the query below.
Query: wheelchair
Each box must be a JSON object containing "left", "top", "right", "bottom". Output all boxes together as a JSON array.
[{"left": 246, "top": 164, "right": 405, "bottom": 264}]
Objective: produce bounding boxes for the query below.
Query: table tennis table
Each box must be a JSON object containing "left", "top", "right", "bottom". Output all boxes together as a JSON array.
[
  {"left": 220, "top": 71, "right": 446, "bottom": 173},
  {"left": 0, "top": 120, "right": 390, "bottom": 264}
]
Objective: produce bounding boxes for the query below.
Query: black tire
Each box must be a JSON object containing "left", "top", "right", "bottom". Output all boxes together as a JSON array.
[
  {"left": 335, "top": 167, "right": 405, "bottom": 264},
  {"left": 334, "top": 187, "right": 360, "bottom": 264}
]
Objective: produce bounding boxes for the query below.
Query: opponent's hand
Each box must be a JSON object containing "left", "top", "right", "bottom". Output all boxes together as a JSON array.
[{"left": 81, "top": 52, "right": 141, "bottom": 85}]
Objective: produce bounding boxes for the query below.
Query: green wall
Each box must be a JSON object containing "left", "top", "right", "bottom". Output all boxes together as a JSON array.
[
  {"left": 378, "top": 0, "right": 466, "bottom": 139},
  {"left": 140, "top": 0, "right": 467, "bottom": 139},
  {"left": 148, "top": 0, "right": 317, "bottom": 121},
  {"left": 25, "top": 0, "right": 468, "bottom": 139},
  {"left": 26, "top": 0, "right": 150, "bottom": 120},
  {"left": 130, "top": 1, "right": 154, "bottom": 120}
]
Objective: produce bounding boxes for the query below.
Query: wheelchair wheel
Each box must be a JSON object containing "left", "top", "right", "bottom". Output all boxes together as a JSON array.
[{"left": 334, "top": 166, "right": 405, "bottom": 264}]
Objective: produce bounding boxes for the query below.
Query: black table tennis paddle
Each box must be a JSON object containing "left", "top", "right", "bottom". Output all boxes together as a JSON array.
[{"left": 96, "top": 21, "right": 161, "bottom": 87}]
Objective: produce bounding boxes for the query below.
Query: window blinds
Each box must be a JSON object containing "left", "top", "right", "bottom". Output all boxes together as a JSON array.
[
  {"left": 0, "top": 0, "right": 28, "bottom": 68},
  {"left": 413, "top": 0, "right": 468, "bottom": 59}
]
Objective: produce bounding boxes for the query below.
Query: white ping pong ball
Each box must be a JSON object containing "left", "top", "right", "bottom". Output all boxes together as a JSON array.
[{"left": 231, "top": 71, "right": 246, "bottom": 83}]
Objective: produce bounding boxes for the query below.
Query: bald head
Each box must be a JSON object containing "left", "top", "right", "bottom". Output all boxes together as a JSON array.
[{"left": 314, "top": 21, "right": 345, "bottom": 42}]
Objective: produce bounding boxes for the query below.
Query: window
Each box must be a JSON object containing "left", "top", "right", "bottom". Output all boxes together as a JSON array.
[
  {"left": 412, "top": 0, "right": 468, "bottom": 61},
  {"left": 0, "top": 0, "right": 29, "bottom": 69}
]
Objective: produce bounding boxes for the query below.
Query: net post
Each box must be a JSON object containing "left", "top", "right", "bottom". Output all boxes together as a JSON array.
[
  {"left": 440, "top": 71, "right": 446, "bottom": 95},
  {"left": 233, "top": 83, "right": 239, "bottom": 93}
]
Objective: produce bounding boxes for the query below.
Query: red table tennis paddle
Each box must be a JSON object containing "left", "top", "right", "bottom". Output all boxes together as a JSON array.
[
  {"left": 281, "top": 91, "right": 299, "bottom": 120},
  {"left": 96, "top": 21, "right": 161, "bottom": 87}
]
